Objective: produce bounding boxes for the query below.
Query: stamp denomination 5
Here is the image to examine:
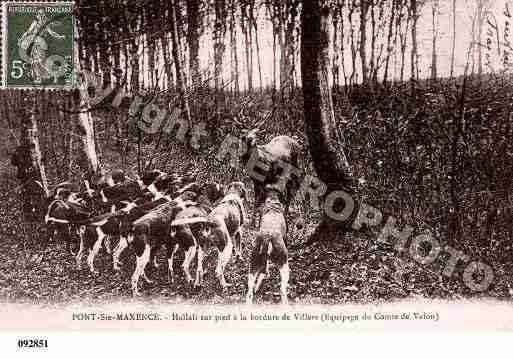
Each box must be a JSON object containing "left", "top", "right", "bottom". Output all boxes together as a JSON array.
[{"left": 2, "top": 1, "right": 74, "bottom": 89}]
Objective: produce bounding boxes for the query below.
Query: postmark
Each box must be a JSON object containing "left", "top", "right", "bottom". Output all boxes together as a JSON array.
[{"left": 2, "top": 1, "right": 74, "bottom": 89}]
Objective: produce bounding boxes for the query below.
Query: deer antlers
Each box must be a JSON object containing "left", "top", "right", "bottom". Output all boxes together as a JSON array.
[{"left": 227, "top": 98, "right": 272, "bottom": 135}]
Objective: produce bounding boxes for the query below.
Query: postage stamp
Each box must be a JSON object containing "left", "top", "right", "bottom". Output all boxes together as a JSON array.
[{"left": 1, "top": 1, "right": 74, "bottom": 89}]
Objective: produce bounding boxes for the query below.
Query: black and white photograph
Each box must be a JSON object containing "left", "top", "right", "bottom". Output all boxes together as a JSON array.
[{"left": 0, "top": 0, "right": 513, "bottom": 339}]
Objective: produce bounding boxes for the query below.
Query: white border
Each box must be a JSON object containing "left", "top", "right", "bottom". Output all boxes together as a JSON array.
[
  {"left": 1, "top": 332, "right": 512, "bottom": 359},
  {"left": 1, "top": 1, "right": 75, "bottom": 90}
]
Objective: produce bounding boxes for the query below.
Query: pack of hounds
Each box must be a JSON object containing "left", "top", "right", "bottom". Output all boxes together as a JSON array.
[{"left": 43, "top": 132, "right": 302, "bottom": 304}]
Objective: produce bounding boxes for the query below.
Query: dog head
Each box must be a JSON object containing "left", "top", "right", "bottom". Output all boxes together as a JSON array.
[
  {"left": 201, "top": 182, "right": 225, "bottom": 204},
  {"left": 179, "top": 190, "right": 198, "bottom": 202},
  {"left": 264, "top": 184, "right": 285, "bottom": 204},
  {"left": 225, "top": 181, "right": 247, "bottom": 201},
  {"left": 198, "top": 217, "right": 222, "bottom": 244}
]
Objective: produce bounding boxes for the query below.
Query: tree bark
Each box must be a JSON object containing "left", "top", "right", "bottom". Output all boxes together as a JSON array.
[
  {"left": 252, "top": 13, "right": 263, "bottom": 90},
  {"left": 76, "top": 97, "right": 100, "bottom": 177},
  {"left": 477, "top": 2, "right": 482, "bottom": 76},
  {"left": 241, "top": 2, "right": 252, "bottom": 92},
  {"left": 170, "top": 0, "right": 192, "bottom": 126},
  {"left": 431, "top": 0, "right": 439, "bottom": 81},
  {"left": 338, "top": 2, "right": 347, "bottom": 87},
  {"left": 348, "top": 0, "right": 356, "bottom": 85},
  {"left": 161, "top": 30, "right": 174, "bottom": 90},
  {"left": 214, "top": 0, "right": 227, "bottom": 92},
  {"left": 229, "top": 0, "right": 240, "bottom": 93},
  {"left": 74, "top": 6, "right": 101, "bottom": 180},
  {"left": 410, "top": 0, "right": 418, "bottom": 82},
  {"left": 359, "top": 1, "right": 369, "bottom": 85},
  {"left": 383, "top": 0, "right": 397, "bottom": 85},
  {"left": 301, "top": 2, "right": 357, "bottom": 245},
  {"left": 23, "top": 98, "right": 49, "bottom": 195},
  {"left": 369, "top": 0, "right": 376, "bottom": 84},
  {"left": 9, "top": 95, "right": 49, "bottom": 227},
  {"left": 186, "top": 0, "right": 201, "bottom": 89},
  {"left": 399, "top": 11, "right": 410, "bottom": 82},
  {"left": 332, "top": 11, "right": 340, "bottom": 88},
  {"left": 450, "top": 0, "right": 456, "bottom": 78}
]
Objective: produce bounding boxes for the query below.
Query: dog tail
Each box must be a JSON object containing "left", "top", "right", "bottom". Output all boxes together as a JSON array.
[{"left": 250, "top": 232, "right": 273, "bottom": 275}]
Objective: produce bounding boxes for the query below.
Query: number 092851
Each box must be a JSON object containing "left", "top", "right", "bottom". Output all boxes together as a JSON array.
[{"left": 17, "top": 339, "right": 48, "bottom": 348}]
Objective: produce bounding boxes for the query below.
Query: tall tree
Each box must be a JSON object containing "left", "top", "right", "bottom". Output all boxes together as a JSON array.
[
  {"left": 450, "top": 0, "right": 456, "bottom": 77},
  {"left": 301, "top": 1, "right": 357, "bottom": 245},
  {"left": 214, "top": 0, "right": 227, "bottom": 92},
  {"left": 399, "top": 3, "right": 410, "bottom": 82},
  {"left": 430, "top": 0, "right": 439, "bottom": 80},
  {"left": 76, "top": 94, "right": 101, "bottom": 178},
  {"left": 338, "top": 0, "right": 348, "bottom": 87},
  {"left": 282, "top": 0, "right": 299, "bottom": 95},
  {"left": 241, "top": 0, "right": 253, "bottom": 91},
  {"left": 161, "top": 27, "right": 174, "bottom": 90},
  {"left": 229, "top": 0, "right": 240, "bottom": 93},
  {"left": 348, "top": 0, "right": 357, "bottom": 85},
  {"left": 186, "top": 0, "right": 201, "bottom": 89},
  {"left": 170, "top": 0, "right": 192, "bottom": 126},
  {"left": 19, "top": 97, "right": 49, "bottom": 197},
  {"left": 251, "top": 5, "right": 263, "bottom": 90},
  {"left": 410, "top": 0, "right": 419, "bottom": 81},
  {"left": 75, "top": 1, "right": 101, "bottom": 179},
  {"left": 383, "top": 0, "right": 398, "bottom": 84},
  {"left": 332, "top": 4, "right": 340, "bottom": 87},
  {"left": 359, "top": 0, "right": 370, "bottom": 85},
  {"left": 475, "top": 0, "right": 492, "bottom": 76}
]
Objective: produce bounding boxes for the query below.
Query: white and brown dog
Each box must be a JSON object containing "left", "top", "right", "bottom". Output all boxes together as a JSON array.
[
  {"left": 199, "top": 181, "right": 247, "bottom": 288},
  {"left": 246, "top": 185, "right": 289, "bottom": 304},
  {"left": 169, "top": 182, "right": 247, "bottom": 288}
]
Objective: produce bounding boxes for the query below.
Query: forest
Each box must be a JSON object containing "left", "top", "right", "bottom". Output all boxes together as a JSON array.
[{"left": 0, "top": 0, "right": 512, "bottom": 304}]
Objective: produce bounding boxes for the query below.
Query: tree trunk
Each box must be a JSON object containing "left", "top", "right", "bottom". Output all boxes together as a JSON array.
[
  {"left": 369, "top": 0, "right": 376, "bottom": 84},
  {"left": 161, "top": 32, "right": 174, "bottom": 90},
  {"left": 76, "top": 97, "right": 100, "bottom": 177},
  {"left": 248, "top": 1, "right": 255, "bottom": 91},
  {"left": 273, "top": 26, "right": 277, "bottom": 92},
  {"left": 431, "top": 0, "right": 438, "bottom": 81},
  {"left": 399, "top": 13, "right": 410, "bottom": 82},
  {"left": 74, "top": 7, "right": 100, "bottom": 179},
  {"left": 241, "top": 2, "right": 252, "bottom": 92},
  {"left": 283, "top": 0, "right": 298, "bottom": 96},
  {"left": 10, "top": 95, "right": 49, "bottom": 225},
  {"left": 230, "top": 0, "right": 240, "bottom": 93},
  {"left": 383, "top": 0, "right": 397, "bottom": 85},
  {"left": 359, "top": 1, "right": 369, "bottom": 85},
  {"left": 170, "top": 0, "right": 192, "bottom": 126},
  {"left": 410, "top": 0, "right": 418, "bottom": 82},
  {"left": 24, "top": 98, "right": 49, "bottom": 194},
  {"left": 187, "top": 0, "right": 201, "bottom": 89},
  {"left": 339, "top": 2, "right": 347, "bottom": 88},
  {"left": 301, "top": 2, "right": 357, "bottom": 245},
  {"left": 450, "top": 0, "right": 456, "bottom": 78},
  {"left": 252, "top": 14, "right": 263, "bottom": 90},
  {"left": 130, "top": 38, "right": 139, "bottom": 93},
  {"left": 332, "top": 12, "right": 340, "bottom": 88},
  {"left": 477, "top": 0, "right": 484, "bottom": 76},
  {"left": 349, "top": 1, "right": 356, "bottom": 85},
  {"left": 214, "top": 0, "right": 227, "bottom": 92},
  {"left": 278, "top": 6, "right": 286, "bottom": 93}
]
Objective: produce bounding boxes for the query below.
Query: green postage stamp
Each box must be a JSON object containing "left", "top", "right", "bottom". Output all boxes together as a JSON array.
[{"left": 2, "top": 2, "right": 74, "bottom": 89}]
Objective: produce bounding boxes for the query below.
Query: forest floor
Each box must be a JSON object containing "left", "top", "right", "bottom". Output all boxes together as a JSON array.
[{"left": 1, "top": 141, "right": 512, "bottom": 306}]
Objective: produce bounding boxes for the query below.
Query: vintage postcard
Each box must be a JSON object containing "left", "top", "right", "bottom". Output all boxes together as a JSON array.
[{"left": 0, "top": 0, "right": 513, "bottom": 353}]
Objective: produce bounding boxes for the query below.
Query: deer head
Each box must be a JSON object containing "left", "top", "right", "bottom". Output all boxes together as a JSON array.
[{"left": 229, "top": 102, "right": 272, "bottom": 155}]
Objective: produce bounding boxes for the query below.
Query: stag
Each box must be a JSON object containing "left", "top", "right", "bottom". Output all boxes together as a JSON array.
[{"left": 230, "top": 109, "right": 302, "bottom": 227}]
